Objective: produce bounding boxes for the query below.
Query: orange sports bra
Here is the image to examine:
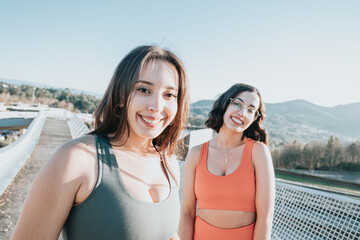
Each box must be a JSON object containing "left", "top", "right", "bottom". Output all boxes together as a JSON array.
[{"left": 194, "top": 138, "right": 256, "bottom": 212}]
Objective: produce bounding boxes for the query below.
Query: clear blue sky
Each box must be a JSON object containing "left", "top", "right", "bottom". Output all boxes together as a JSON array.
[{"left": 1, "top": 1, "right": 359, "bottom": 107}]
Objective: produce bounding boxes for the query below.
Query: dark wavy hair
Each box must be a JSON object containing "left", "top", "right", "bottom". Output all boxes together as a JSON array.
[
  {"left": 205, "top": 83, "right": 268, "bottom": 145},
  {"left": 91, "top": 45, "right": 189, "bottom": 184}
]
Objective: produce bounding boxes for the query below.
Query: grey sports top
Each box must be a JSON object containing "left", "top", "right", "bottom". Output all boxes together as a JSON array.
[{"left": 61, "top": 135, "right": 180, "bottom": 240}]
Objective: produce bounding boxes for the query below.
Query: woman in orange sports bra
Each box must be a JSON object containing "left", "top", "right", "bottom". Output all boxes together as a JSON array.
[{"left": 179, "top": 83, "right": 275, "bottom": 240}]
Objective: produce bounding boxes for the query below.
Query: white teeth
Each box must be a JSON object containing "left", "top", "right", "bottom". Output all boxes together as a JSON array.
[
  {"left": 232, "top": 117, "right": 243, "bottom": 124},
  {"left": 141, "top": 115, "right": 159, "bottom": 124}
]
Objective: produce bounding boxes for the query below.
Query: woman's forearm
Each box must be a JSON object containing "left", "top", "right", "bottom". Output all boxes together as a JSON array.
[
  {"left": 179, "top": 214, "right": 195, "bottom": 240},
  {"left": 253, "top": 217, "right": 273, "bottom": 240}
]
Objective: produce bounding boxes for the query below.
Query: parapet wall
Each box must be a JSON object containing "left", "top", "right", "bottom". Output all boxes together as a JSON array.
[
  {"left": 67, "top": 115, "right": 90, "bottom": 139},
  {"left": 0, "top": 111, "right": 46, "bottom": 196}
]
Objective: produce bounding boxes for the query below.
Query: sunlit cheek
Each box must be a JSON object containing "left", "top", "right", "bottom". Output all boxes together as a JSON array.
[
  {"left": 246, "top": 118, "right": 255, "bottom": 127},
  {"left": 225, "top": 110, "right": 232, "bottom": 121},
  {"left": 167, "top": 102, "right": 178, "bottom": 122}
]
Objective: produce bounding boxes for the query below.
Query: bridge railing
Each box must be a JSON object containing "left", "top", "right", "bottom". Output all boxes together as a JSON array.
[
  {"left": 272, "top": 180, "right": 360, "bottom": 240},
  {"left": 0, "top": 111, "right": 46, "bottom": 196},
  {"left": 67, "top": 115, "right": 90, "bottom": 139},
  {"left": 0, "top": 111, "right": 90, "bottom": 197},
  {"left": 44, "top": 108, "right": 73, "bottom": 120}
]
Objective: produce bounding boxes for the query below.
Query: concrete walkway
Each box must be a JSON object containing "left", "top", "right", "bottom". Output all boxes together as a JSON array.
[{"left": 0, "top": 118, "right": 72, "bottom": 240}]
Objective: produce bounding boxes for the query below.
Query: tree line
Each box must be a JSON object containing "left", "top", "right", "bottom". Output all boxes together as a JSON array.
[
  {"left": 272, "top": 136, "right": 360, "bottom": 171},
  {"left": 0, "top": 82, "right": 100, "bottom": 113}
]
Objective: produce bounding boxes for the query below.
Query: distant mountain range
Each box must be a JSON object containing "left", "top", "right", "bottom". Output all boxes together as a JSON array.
[
  {"left": 0, "top": 77, "right": 104, "bottom": 99},
  {"left": 190, "top": 99, "right": 360, "bottom": 146}
]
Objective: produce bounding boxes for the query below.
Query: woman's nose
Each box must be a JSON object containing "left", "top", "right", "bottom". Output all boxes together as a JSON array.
[
  {"left": 147, "top": 95, "right": 164, "bottom": 112},
  {"left": 236, "top": 107, "right": 246, "bottom": 117}
]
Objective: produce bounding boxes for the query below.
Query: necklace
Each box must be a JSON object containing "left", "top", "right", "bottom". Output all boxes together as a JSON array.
[
  {"left": 218, "top": 138, "right": 247, "bottom": 164},
  {"left": 223, "top": 146, "right": 229, "bottom": 164}
]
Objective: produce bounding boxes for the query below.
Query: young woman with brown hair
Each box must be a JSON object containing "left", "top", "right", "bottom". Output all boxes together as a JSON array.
[
  {"left": 179, "top": 83, "right": 275, "bottom": 240},
  {"left": 11, "top": 45, "right": 189, "bottom": 240}
]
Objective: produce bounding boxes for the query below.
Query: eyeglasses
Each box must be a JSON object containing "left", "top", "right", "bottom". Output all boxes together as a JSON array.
[{"left": 229, "top": 98, "right": 260, "bottom": 119}]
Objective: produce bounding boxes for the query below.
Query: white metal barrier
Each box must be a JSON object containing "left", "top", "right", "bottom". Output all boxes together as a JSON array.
[
  {"left": 272, "top": 181, "right": 360, "bottom": 240},
  {"left": 0, "top": 112, "right": 38, "bottom": 119},
  {"left": 0, "top": 111, "right": 46, "bottom": 196},
  {"left": 0, "top": 110, "right": 88, "bottom": 197},
  {"left": 45, "top": 108, "right": 73, "bottom": 120},
  {"left": 67, "top": 115, "right": 90, "bottom": 139}
]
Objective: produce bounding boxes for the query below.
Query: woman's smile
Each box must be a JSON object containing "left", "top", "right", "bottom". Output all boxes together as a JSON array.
[
  {"left": 138, "top": 114, "right": 165, "bottom": 128},
  {"left": 230, "top": 116, "right": 244, "bottom": 125}
]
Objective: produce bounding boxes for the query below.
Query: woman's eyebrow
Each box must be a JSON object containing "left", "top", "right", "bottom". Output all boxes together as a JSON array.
[
  {"left": 235, "top": 97, "right": 244, "bottom": 103},
  {"left": 136, "top": 80, "right": 153, "bottom": 85},
  {"left": 166, "top": 86, "right": 178, "bottom": 91},
  {"left": 236, "top": 97, "right": 257, "bottom": 108},
  {"left": 136, "top": 80, "right": 178, "bottom": 90}
]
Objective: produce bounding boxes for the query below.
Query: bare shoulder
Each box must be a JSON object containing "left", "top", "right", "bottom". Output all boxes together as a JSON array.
[
  {"left": 184, "top": 144, "right": 203, "bottom": 168},
  {"left": 251, "top": 142, "right": 274, "bottom": 178},
  {"left": 55, "top": 134, "right": 96, "bottom": 160},
  {"left": 189, "top": 144, "right": 203, "bottom": 155},
  {"left": 45, "top": 134, "right": 97, "bottom": 180},
  {"left": 186, "top": 145, "right": 202, "bottom": 162},
  {"left": 56, "top": 134, "right": 96, "bottom": 155},
  {"left": 251, "top": 141, "right": 272, "bottom": 166}
]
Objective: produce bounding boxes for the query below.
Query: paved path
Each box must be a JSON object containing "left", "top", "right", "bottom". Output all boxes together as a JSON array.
[{"left": 0, "top": 118, "right": 72, "bottom": 240}]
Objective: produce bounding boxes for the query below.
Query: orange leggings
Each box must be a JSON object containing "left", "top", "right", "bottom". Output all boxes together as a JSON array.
[{"left": 193, "top": 216, "right": 255, "bottom": 240}]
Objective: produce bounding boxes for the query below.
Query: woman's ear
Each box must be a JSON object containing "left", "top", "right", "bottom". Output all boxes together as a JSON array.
[
  {"left": 118, "top": 96, "right": 125, "bottom": 107},
  {"left": 114, "top": 104, "right": 123, "bottom": 118}
]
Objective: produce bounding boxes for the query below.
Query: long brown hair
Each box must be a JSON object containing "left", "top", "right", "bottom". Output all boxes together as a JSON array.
[
  {"left": 91, "top": 45, "right": 189, "bottom": 183},
  {"left": 205, "top": 83, "right": 268, "bottom": 144}
]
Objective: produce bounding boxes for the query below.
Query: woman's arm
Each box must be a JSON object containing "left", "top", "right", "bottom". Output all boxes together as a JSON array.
[
  {"left": 178, "top": 146, "right": 201, "bottom": 240},
  {"left": 11, "top": 137, "right": 96, "bottom": 240},
  {"left": 252, "top": 142, "right": 275, "bottom": 240}
]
